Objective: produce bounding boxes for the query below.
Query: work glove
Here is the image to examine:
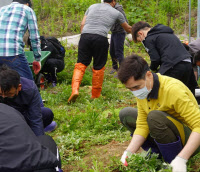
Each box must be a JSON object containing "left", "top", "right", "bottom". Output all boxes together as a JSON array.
[
  {"left": 170, "top": 156, "right": 187, "bottom": 172},
  {"left": 120, "top": 150, "right": 133, "bottom": 166},
  {"left": 32, "top": 61, "right": 41, "bottom": 75}
]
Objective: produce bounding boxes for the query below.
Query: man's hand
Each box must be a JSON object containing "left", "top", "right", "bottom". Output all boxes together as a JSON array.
[
  {"left": 32, "top": 61, "right": 41, "bottom": 75},
  {"left": 120, "top": 150, "right": 133, "bottom": 166},
  {"left": 170, "top": 156, "right": 187, "bottom": 172}
]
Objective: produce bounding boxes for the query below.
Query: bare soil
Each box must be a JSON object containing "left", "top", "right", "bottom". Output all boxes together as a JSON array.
[{"left": 63, "top": 141, "right": 143, "bottom": 172}]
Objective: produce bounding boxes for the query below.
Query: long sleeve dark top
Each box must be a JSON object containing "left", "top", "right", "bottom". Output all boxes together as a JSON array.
[
  {"left": 110, "top": 3, "right": 128, "bottom": 33},
  {"left": 0, "top": 103, "right": 58, "bottom": 171},
  {"left": 0, "top": 77, "right": 44, "bottom": 136},
  {"left": 143, "top": 24, "right": 191, "bottom": 74}
]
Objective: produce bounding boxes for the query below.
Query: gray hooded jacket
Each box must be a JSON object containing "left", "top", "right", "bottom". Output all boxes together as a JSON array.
[{"left": 110, "top": 3, "right": 128, "bottom": 33}]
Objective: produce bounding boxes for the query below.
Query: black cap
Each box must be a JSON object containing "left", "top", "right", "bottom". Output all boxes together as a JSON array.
[{"left": 13, "top": 0, "right": 32, "bottom": 8}]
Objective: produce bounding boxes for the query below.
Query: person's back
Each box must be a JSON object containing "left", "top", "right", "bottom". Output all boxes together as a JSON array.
[
  {"left": 0, "top": 0, "right": 41, "bottom": 80},
  {"left": 0, "top": 2, "right": 40, "bottom": 58},
  {"left": 0, "top": 103, "right": 59, "bottom": 171},
  {"left": 82, "top": 3, "right": 126, "bottom": 37},
  {"left": 144, "top": 24, "right": 191, "bottom": 74}
]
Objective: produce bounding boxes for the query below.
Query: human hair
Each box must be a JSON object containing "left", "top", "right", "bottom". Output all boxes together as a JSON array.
[
  {"left": 132, "top": 21, "right": 151, "bottom": 43},
  {"left": 13, "top": 0, "right": 32, "bottom": 7},
  {"left": 0, "top": 65, "right": 20, "bottom": 93},
  {"left": 104, "top": 0, "right": 113, "bottom": 3},
  {"left": 194, "top": 50, "right": 200, "bottom": 64},
  {"left": 118, "top": 54, "right": 150, "bottom": 84}
]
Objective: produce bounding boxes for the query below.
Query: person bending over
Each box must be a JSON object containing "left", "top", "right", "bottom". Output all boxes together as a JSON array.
[
  {"left": 118, "top": 54, "right": 200, "bottom": 172},
  {"left": 0, "top": 65, "right": 57, "bottom": 136}
]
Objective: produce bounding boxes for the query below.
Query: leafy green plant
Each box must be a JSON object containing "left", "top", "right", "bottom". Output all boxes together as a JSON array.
[{"left": 124, "top": 149, "right": 172, "bottom": 172}]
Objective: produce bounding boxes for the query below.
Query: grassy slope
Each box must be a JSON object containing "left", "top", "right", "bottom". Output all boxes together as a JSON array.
[{"left": 35, "top": 0, "right": 200, "bottom": 171}]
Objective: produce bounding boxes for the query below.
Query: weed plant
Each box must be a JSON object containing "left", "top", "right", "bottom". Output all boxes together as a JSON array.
[
  {"left": 34, "top": 0, "right": 197, "bottom": 37},
  {"left": 35, "top": 0, "right": 200, "bottom": 171},
  {"left": 39, "top": 42, "right": 200, "bottom": 171},
  {"left": 123, "top": 149, "right": 172, "bottom": 172}
]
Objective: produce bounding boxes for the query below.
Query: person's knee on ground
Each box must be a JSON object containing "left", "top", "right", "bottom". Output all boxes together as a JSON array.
[
  {"left": 41, "top": 107, "right": 57, "bottom": 133},
  {"left": 119, "top": 107, "right": 137, "bottom": 134},
  {"left": 119, "top": 107, "right": 160, "bottom": 155},
  {"left": 68, "top": 63, "right": 87, "bottom": 103},
  {"left": 147, "top": 110, "right": 183, "bottom": 163},
  {"left": 91, "top": 66, "right": 105, "bottom": 99}
]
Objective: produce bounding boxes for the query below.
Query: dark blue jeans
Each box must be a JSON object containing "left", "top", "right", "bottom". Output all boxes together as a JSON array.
[
  {"left": 109, "top": 32, "right": 126, "bottom": 70},
  {"left": 0, "top": 54, "right": 34, "bottom": 80}
]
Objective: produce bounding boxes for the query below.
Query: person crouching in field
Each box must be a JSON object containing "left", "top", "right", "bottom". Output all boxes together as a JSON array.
[
  {"left": 131, "top": 21, "right": 198, "bottom": 96},
  {"left": 118, "top": 54, "right": 200, "bottom": 172}
]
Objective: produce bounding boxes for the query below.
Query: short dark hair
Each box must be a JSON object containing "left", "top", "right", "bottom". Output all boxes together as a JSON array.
[
  {"left": 104, "top": 0, "right": 113, "bottom": 3},
  {"left": 118, "top": 54, "right": 149, "bottom": 84},
  {"left": 132, "top": 21, "right": 151, "bottom": 43},
  {"left": 13, "top": 0, "right": 32, "bottom": 8},
  {"left": 0, "top": 65, "right": 20, "bottom": 93},
  {"left": 194, "top": 50, "right": 200, "bottom": 64}
]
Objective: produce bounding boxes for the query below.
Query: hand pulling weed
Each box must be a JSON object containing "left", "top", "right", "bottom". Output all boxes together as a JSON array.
[{"left": 123, "top": 149, "right": 172, "bottom": 172}]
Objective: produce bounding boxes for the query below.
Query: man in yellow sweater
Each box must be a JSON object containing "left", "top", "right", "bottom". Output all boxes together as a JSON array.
[{"left": 118, "top": 54, "right": 200, "bottom": 172}]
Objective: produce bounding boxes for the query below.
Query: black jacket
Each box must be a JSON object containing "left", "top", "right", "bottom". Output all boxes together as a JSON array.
[
  {"left": 0, "top": 103, "right": 58, "bottom": 171},
  {"left": 143, "top": 24, "right": 191, "bottom": 74},
  {"left": 110, "top": 3, "right": 128, "bottom": 33}
]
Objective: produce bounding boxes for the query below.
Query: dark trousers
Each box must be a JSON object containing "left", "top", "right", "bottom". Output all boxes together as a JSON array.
[
  {"left": 41, "top": 107, "right": 54, "bottom": 128},
  {"left": 119, "top": 107, "right": 181, "bottom": 144},
  {"left": 109, "top": 32, "right": 126, "bottom": 70},
  {"left": 164, "top": 61, "right": 198, "bottom": 95},
  {"left": 34, "top": 135, "right": 61, "bottom": 172},
  {"left": 77, "top": 33, "right": 109, "bottom": 70},
  {"left": 42, "top": 58, "right": 65, "bottom": 83}
]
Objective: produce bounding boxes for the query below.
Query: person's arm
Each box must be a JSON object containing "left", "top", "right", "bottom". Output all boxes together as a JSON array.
[
  {"left": 27, "top": 8, "right": 41, "bottom": 62},
  {"left": 178, "top": 132, "right": 200, "bottom": 160},
  {"left": 121, "top": 22, "right": 132, "bottom": 33},
  {"left": 80, "top": 15, "right": 87, "bottom": 33},
  {"left": 27, "top": 8, "right": 41, "bottom": 74},
  {"left": 170, "top": 132, "right": 200, "bottom": 172},
  {"left": 127, "top": 134, "right": 146, "bottom": 153},
  {"left": 166, "top": 85, "right": 200, "bottom": 171},
  {"left": 27, "top": 85, "right": 44, "bottom": 136},
  {"left": 143, "top": 39, "right": 161, "bottom": 71},
  {"left": 121, "top": 100, "right": 149, "bottom": 165}
]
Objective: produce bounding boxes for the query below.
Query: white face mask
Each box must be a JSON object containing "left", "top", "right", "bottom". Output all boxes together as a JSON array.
[{"left": 131, "top": 80, "right": 151, "bottom": 99}]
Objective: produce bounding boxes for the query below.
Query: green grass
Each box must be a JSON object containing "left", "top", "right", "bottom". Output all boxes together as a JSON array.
[
  {"left": 34, "top": 0, "right": 200, "bottom": 171},
  {"left": 40, "top": 42, "right": 200, "bottom": 171},
  {"left": 34, "top": 0, "right": 198, "bottom": 37}
]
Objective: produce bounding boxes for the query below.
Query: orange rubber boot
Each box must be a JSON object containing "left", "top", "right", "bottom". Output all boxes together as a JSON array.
[
  {"left": 68, "top": 63, "right": 87, "bottom": 103},
  {"left": 91, "top": 67, "right": 105, "bottom": 99}
]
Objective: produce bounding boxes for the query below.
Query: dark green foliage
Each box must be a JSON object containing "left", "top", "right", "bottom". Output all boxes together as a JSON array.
[{"left": 123, "top": 149, "right": 172, "bottom": 172}]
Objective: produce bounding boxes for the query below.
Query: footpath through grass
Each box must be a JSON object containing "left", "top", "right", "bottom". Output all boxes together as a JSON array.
[{"left": 39, "top": 42, "right": 200, "bottom": 172}]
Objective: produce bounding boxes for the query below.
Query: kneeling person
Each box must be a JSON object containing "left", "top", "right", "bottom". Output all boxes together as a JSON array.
[
  {"left": 0, "top": 103, "right": 62, "bottom": 171},
  {"left": 0, "top": 65, "right": 56, "bottom": 136},
  {"left": 118, "top": 54, "right": 200, "bottom": 172}
]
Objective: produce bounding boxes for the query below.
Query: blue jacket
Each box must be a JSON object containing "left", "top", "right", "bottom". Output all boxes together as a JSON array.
[{"left": 0, "top": 77, "right": 44, "bottom": 136}]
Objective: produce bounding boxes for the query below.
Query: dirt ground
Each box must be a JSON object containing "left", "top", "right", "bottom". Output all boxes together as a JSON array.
[{"left": 63, "top": 140, "right": 143, "bottom": 172}]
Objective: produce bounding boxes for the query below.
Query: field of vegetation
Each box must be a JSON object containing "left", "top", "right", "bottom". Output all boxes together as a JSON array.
[{"left": 33, "top": 0, "right": 200, "bottom": 171}]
